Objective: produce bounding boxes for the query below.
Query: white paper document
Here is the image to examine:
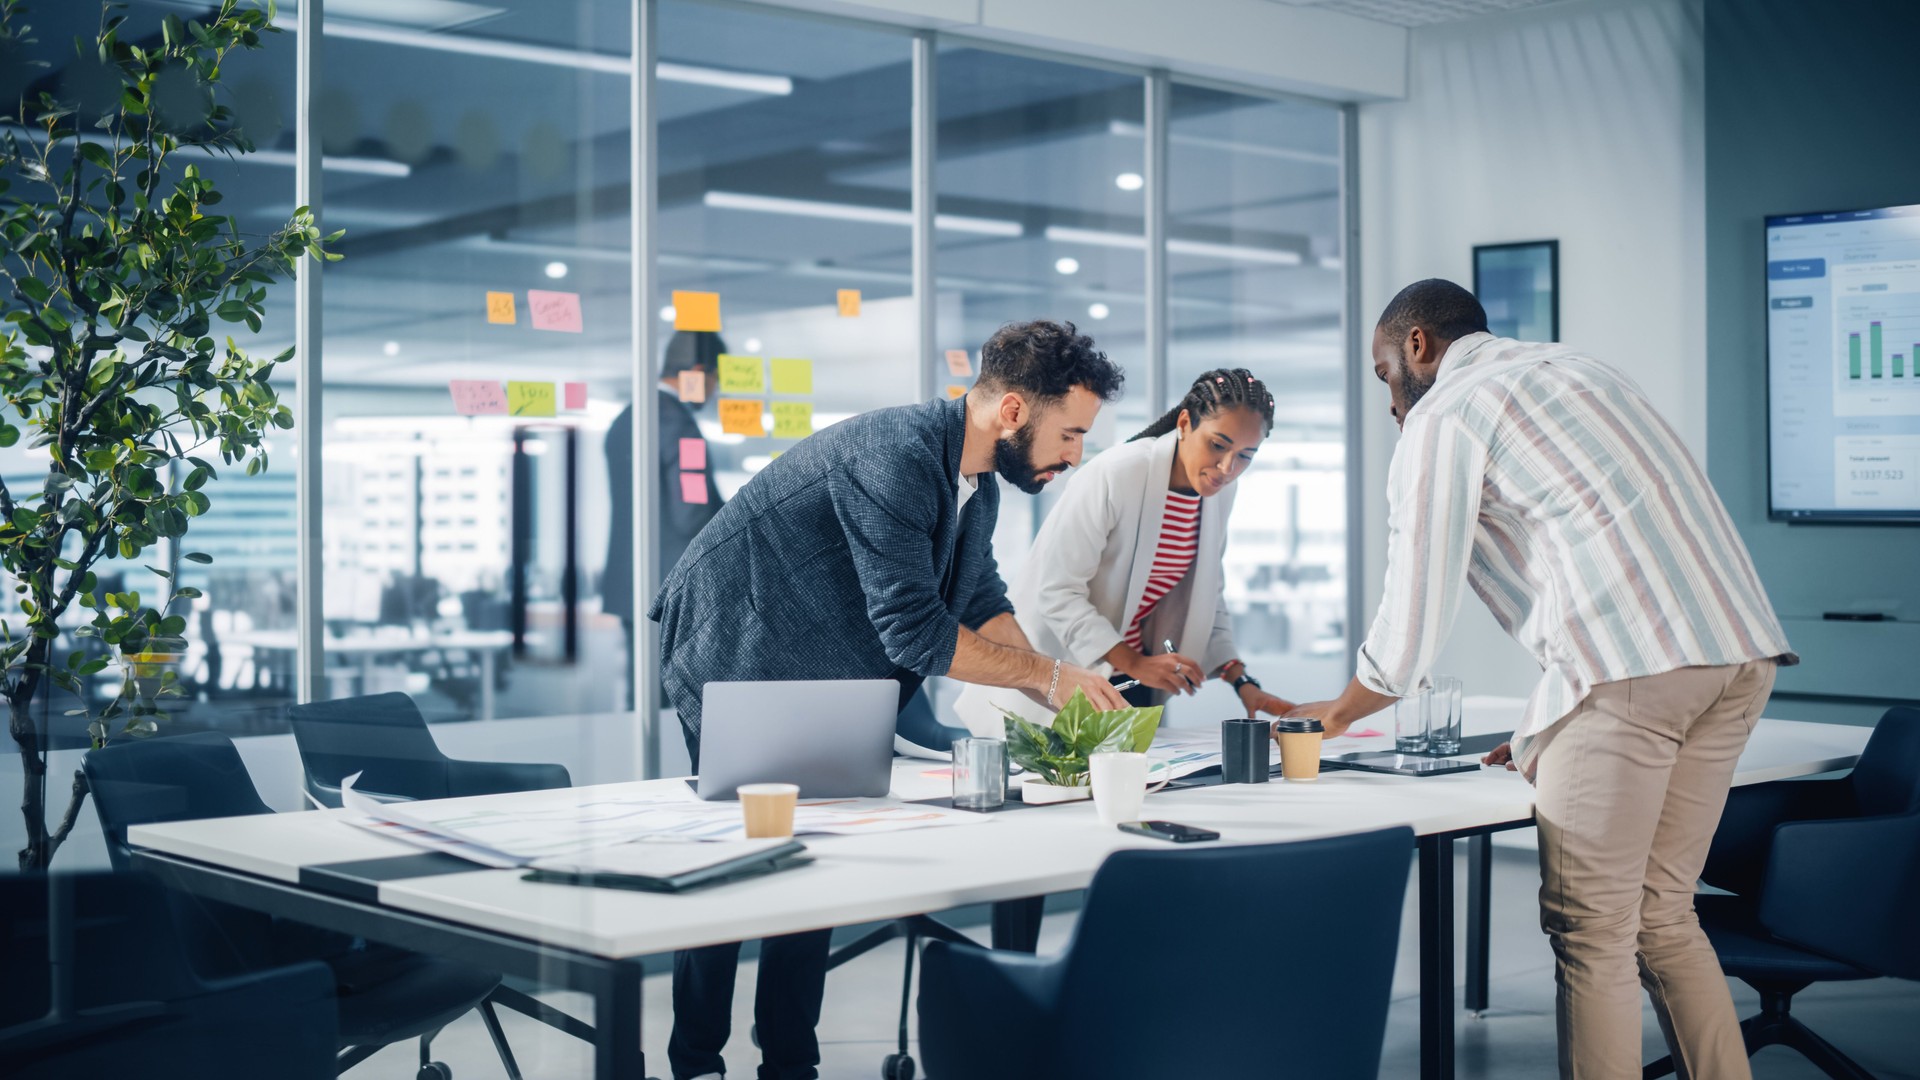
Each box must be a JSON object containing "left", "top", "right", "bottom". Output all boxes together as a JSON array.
[{"left": 528, "top": 838, "right": 799, "bottom": 879}]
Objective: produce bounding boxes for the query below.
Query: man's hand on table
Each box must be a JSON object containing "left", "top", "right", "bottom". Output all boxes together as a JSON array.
[{"left": 1482, "top": 741, "right": 1518, "bottom": 771}]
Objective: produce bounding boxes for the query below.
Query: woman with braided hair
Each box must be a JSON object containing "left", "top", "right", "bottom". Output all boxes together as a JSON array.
[{"left": 955, "top": 367, "right": 1297, "bottom": 732}]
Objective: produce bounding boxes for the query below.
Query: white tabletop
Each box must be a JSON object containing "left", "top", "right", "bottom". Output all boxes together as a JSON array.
[{"left": 127, "top": 718, "right": 1869, "bottom": 961}]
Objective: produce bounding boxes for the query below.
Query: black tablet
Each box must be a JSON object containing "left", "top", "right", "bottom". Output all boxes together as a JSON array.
[{"left": 1328, "top": 752, "right": 1483, "bottom": 777}]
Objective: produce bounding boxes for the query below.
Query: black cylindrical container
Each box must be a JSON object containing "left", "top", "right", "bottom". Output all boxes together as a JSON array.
[{"left": 1220, "top": 717, "right": 1270, "bottom": 784}]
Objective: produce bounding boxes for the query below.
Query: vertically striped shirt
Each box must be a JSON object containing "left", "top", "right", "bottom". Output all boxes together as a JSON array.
[
  {"left": 1358, "top": 333, "right": 1795, "bottom": 744},
  {"left": 1123, "top": 491, "right": 1201, "bottom": 650}
]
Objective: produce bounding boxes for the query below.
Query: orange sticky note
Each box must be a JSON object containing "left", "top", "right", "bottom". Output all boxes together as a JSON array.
[
  {"left": 679, "top": 472, "right": 709, "bottom": 505},
  {"left": 678, "top": 369, "right": 706, "bottom": 404},
  {"left": 449, "top": 380, "right": 507, "bottom": 415},
  {"left": 527, "top": 290, "right": 583, "bottom": 333},
  {"left": 563, "top": 382, "right": 587, "bottom": 410},
  {"left": 719, "top": 398, "right": 764, "bottom": 436},
  {"left": 946, "top": 384, "right": 967, "bottom": 399},
  {"left": 673, "top": 290, "right": 721, "bottom": 332},
  {"left": 945, "top": 349, "right": 971, "bottom": 376},
  {"left": 678, "top": 437, "right": 706, "bottom": 471},
  {"left": 486, "top": 291, "right": 516, "bottom": 325},
  {"left": 837, "top": 289, "right": 861, "bottom": 317}
]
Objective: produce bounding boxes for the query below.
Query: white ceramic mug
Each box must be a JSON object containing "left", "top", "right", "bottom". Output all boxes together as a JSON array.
[{"left": 1089, "top": 752, "right": 1169, "bottom": 826}]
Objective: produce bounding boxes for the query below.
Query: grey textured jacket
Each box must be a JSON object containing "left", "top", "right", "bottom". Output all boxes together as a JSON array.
[{"left": 648, "top": 396, "right": 1015, "bottom": 735}]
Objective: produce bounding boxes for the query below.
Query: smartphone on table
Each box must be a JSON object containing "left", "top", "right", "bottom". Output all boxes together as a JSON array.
[{"left": 1118, "top": 820, "right": 1219, "bottom": 843}]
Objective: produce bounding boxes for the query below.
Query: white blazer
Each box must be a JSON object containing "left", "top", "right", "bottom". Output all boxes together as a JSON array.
[{"left": 954, "top": 430, "right": 1240, "bottom": 735}]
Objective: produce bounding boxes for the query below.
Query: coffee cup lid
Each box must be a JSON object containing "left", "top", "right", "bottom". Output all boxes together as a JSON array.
[
  {"left": 1273, "top": 718, "right": 1324, "bottom": 733},
  {"left": 1223, "top": 716, "right": 1266, "bottom": 725}
]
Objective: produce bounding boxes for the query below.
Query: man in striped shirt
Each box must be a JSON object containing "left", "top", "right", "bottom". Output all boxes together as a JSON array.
[{"left": 1288, "top": 280, "right": 1795, "bottom": 1079}]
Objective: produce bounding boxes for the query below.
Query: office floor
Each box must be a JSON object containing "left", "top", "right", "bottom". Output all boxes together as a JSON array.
[{"left": 351, "top": 845, "right": 1920, "bottom": 1079}]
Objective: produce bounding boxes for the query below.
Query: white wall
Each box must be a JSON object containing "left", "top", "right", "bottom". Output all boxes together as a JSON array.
[{"left": 1356, "top": 0, "right": 1706, "bottom": 699}]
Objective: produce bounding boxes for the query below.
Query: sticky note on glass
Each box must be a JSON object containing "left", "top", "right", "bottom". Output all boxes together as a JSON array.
[
  {"left": 719, "top": 398, "right": 764, "bottom": 436},
  {"left": 563, "top": 382, "right": 587, "bottom": 410},
  {"left": 449, "top": 380, "right": 507, "bottom": 415},
  {"left": 946, "top": 384, "right": 967, "bottom": 399},
  {"left": 507, "top": 381, "right": 557, "bottom": 417},
  {"left": 770, "top": 358, "right": 812, "bottom": 395},
  {"left": 837, "top": 289, "right": 861, "bottom": 317},
  {"left": 527, "top": 290, "right": 583, "bottom": 333},
  {"left": 673, "top": 290, "right": 721, "bottom": 332},
  {"left": 678, "top": 369, "right": 706, "bottom": 403},
  {"left": 678, "top": 437, "right": 707, "bottom": 471},
  {"left": 679, "top": 472, "right": 709, "bottom": 505},
  {"left": 945, "top": 349, "right": 971, "bottom": 376},
  {"left": 772, "top": 401, "right": 813, "bottom": 440},
  {"left": 486, "top": 291, "right": 517, "bottom": 325},
  {"left": 718, "top": 354, "right": 764, "bottom": 394}
]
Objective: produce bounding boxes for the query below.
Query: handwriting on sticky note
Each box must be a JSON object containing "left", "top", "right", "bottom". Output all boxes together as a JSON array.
[
  {"left": 946, "top": 384, "right": 967, "bottom": 400},
  {"left": 718, "top": 354, "right": 764, "bottom": 394},
  {"left": 449, "top": 380, "right": 507, "bottom": 415},
  {"left": 507, "top": 381, "right": 557, "bottom": 417},
  {"left": 678, "top": 369, "right": 706, "bottom": 404},
  {"left": 673, "top": 290, "right": 721, "bottom": 332},
  {"left": 678, "top": 437, "right": 707, "bottom": 471},
  {"left": 770, "top": 358, "right": 812, "bottom": 396},
  {"left": 945, "top": 349, "right": 971, "bottom": 376},
  {"left": 564, "top": 382, "right": 587, "bottom": 410},
  {"left": 527, "top": 290, "right": 583, "bottom": 333},
  {"left": 837, "top": 289, "right": 860, "bottom": 317},
  {"left": 719, "top": 398, "right": 764, "bottom": 436},
  {"left": 486, "top": 292, "right": 517, "bottom": 325},
  {"left": 679, "top": 472, "right": 709, "bottom": 505},
  {"left": 772, "top": 401, "right": 813, "bottom": 440}
]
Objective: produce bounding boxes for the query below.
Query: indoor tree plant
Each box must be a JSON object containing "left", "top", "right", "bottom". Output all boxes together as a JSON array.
[{"left": 2, "top": 0, "right": 337, "bottom": 869}]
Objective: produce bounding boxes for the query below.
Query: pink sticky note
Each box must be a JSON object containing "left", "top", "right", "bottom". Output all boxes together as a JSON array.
[
  {"left": 527, "top": 289, "right": 583, "bottom": 333},
  {"left": 1347, "top": 728, "right": 1388, "bottom": 739},
  {"left": 448, "top": 380, "right": 507, "bottom": 415},
  {"left": 563, "top": 382, "right": 587, "bottom": 410},
  {"left": 679, "top": 472, "right": 709, "bottom": 505},
  {"left": 678, "top": 437, "right": 707, "bottom": 471}
]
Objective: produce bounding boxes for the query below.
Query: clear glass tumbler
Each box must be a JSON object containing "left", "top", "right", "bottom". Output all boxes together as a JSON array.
[
  {"left": 1429, "top": 675, "right": 1463, "bottom": 755},
  {"left": 951, "top": 737, "right": 1006, "bottom": 810},
  {"left": 1394, "top": 693, "right": 1429, "bottom": 754}
]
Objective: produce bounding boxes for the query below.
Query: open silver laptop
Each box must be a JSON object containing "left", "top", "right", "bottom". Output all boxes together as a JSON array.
[{"left": 695, "top": 679, "right": 898, "bottom": 800}]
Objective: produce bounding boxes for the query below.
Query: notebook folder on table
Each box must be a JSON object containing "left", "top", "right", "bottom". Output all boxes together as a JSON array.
[{"left": 522, "top": 838, "right": 811, "bottom": 894}]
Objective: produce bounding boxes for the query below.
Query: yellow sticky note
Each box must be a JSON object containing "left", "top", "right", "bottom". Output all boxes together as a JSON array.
[
  {"left": 507, "top": 381, "right": 556, "bottom": 417},
  {"left": 678, "top": 369, "right": 706, "bottom": 404},
  {"left": 770, "top": 358, "right": 813, "bottom": 396},
  {"left": 718, "top": 354, "right": 764, "bottom": 394},
  {"left": 772, "top": 401, "right": 813, "bottom": 440},
  {"left": 673, "top": 290, "right": 722, "bottom": 332},
  {"left": 837, "top": 289, "right": 861, "bottom": 317},
  {"left": 946, "top": 384, "right": 967, "bottom": 399},
  {"left": 719, "top": 398, "right": 764, "bottom": 436},
  {"left": 486, "top": 291, "right": 516, "bottom": 325}
]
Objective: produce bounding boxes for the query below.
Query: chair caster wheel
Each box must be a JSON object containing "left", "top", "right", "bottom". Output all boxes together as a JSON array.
[
  {"left": 882, "top": 1052, "right": 915, "bottom": 1080},
  {"left": 417, "top": 1064, "right": 452, "bottom": 1080}
]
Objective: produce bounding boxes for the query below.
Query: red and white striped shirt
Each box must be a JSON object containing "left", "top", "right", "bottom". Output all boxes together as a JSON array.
[{"left": 1123, "top": 491, "right": 1200, "bottom": 650}]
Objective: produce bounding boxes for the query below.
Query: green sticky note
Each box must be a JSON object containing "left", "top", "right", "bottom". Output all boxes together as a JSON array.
[
  {"left": 770, "top": 358, "right": 813, "bottom": 396},
  {"left": 772, "top": 401, "right": 813, "bottom": 440},
  {"left": 507, "top": 381, "right": 556, "bottom": 417},
  {"left": 718, "top": 354, "right": 764, "bottom": 394}
]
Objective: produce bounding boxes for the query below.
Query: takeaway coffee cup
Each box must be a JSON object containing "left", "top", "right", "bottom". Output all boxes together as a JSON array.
[
  {"left": 1221, "top": 717, "right": 1271, "bottom": 784},
  {"left": 1273, "top": 719, "right": 1325, "bottom": 782},
  {"left": 737, "top": 783, "right": 800, "bottom": 838}
]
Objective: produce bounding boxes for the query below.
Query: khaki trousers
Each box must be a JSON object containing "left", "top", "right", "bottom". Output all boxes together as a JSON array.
[{"left": 1530, "top": 660, "right": 1776, "bottom": 1080}]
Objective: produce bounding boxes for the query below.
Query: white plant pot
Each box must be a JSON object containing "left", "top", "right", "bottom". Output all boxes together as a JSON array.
[{"left": 1020, "top": 778, "right": 1092, "bottom": 805}]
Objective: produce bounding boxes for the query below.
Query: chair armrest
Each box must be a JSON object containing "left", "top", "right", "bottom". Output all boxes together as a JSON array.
[
  {"left": 1758, "top": 811, "right": 1920, "bottom": 980},
  {"left": 918, "top": 940, "right": 1063, "bottom": 1080},
  {"left": 1701, "top": 778, "right": 1853, "bottom": 896},
  {"left": 445, "top": 760, "right": 571, "bottom": 797}
]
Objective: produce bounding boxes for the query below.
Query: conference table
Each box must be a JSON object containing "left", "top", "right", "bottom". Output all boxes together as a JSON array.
[{"left": 125, "top": 716, "right": 1869, "bottom": 1080}]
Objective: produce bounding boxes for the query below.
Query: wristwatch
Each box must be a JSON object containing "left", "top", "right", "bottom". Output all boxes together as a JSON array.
[{"left": 1231, "top": 672, "right": 1262, "bottom": 693}]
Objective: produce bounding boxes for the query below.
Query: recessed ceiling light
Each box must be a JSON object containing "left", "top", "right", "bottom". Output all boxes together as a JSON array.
[
  {"left": 659, "top": 305, "right": 677, "bottom": 322},
  {"left": 382, "top": 340, "right": 401, "bottom": 356},
  {"left": 544, "top": 261, "right": 568, "bottom": 279},
  {"left": 744, "top": 338, "right": 763, "bottom": 353},
  {"left": 1114, "top": 172, "right": 1144, "bottom": 192},
  {"left": 1054, "top": 257, "right": 1080, "bottom": 276},
  {"left": 1087, "top": 302, "right": 1111, "bottom": 320}
]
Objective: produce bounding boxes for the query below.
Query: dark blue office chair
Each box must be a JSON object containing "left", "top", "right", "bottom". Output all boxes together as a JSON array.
[
  {"left": 289, "top": 691, "right": 570, "bottom": 807},
  {"left": 917, "top": 826, "right": 1415, "bottom": 1080},
  {"left": 0, "top": 870, "right": 338, "bottom": 1080},
  {"left": 289, "top": 693, "right": 594, "bottom": 1049},
  {"left": 84, "top": 732, "right": 518, "bottom": 1080},
  {"left": 1645, "top": 707, "right": 1920, "bottom": 1080}
]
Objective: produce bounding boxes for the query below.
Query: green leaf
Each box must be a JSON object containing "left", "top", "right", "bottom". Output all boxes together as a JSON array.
[
  {"left": 182, "top": 551, "right": 212, "bottom": 564},
  {"left": 17, "top": 276, "right": 51, "bottom": 304},
  {"left": 9, "top": 508, "right": 38, "bottom": 532}
]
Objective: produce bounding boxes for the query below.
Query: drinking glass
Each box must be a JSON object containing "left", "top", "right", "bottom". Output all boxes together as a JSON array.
[
  {"left": 1429, "top": 675, "right": 1463, "bottom": 755},
  {"left": 951, "top": 737, "right": 1006, "bottom": 810},
  {"left": 1394, "top": 693, "right": 1429, "bottom": 753}
]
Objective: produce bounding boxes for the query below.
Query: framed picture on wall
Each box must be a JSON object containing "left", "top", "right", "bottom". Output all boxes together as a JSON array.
[{"left": 1473, "top": 240, "right": 1559, "bottom": 342}]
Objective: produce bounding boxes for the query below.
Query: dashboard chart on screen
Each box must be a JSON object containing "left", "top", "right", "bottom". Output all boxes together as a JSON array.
[{"left": 1768, "top": 203, "right": 1920, "bottom": 521}]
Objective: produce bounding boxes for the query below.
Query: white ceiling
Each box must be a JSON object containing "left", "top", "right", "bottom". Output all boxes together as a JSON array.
[{"left": 1263, "top": 0, "right": 1567, "bottom": 28}]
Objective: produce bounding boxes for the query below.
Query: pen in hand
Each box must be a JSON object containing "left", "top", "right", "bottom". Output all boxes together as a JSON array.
[{"left": 1162, "top": 638, "right": 1198, "bottom": 692}]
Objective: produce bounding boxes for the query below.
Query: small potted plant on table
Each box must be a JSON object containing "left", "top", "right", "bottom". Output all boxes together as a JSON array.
[{"left": 998, "top": 689, "right": 1162, "bottom": 804}]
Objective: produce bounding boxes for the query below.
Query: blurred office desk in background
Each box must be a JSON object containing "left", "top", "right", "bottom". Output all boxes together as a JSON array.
[
  {"left": 223, "top": 629, "right": 517, "bottom": 720},
  {"left": 124, "top": 717, "right": 1867, "bottom": 1080}
]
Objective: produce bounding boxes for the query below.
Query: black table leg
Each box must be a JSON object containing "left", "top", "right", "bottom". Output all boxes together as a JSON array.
[
  {"left": 1419, "top": 834, "right": 1455, "bottom": 1080},
  {"left": 595, "top": 959, "right": 645, "bottom": 1080},
  {"left": 1465, "top": 834, "right": 1492, "bottom": 1015},
  {"left": 990, "top": 896, "right": 1044, "bottom": 953}
]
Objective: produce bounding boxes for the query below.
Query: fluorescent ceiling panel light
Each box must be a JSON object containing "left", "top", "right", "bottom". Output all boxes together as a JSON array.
[
  {"left": 0, "top": 124, "right": 411, "bottom": 177},
  {"left": 321, "top": 0, "right": 505, "bottom": 32},
  {"left": 702, "top": 191, "right": 1023, "bottom": 237},
  {"left": 658, "top": 62, "right": 792, "bottom": 96},
  {"left": 1044, "top": 225, "right": 1303, "bottom": 266},
  {"left": 1108, "top": 120, "right": 1340, "bottom": 167}
]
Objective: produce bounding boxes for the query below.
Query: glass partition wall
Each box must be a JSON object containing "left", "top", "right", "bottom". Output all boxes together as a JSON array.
[{"left": 7, "top": 0, "right": 1355, "bottom": 779}]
